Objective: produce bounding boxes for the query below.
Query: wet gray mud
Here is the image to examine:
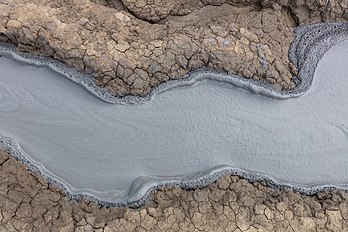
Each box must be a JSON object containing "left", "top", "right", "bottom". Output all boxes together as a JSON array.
[{"left": 0, "top": 23, "right": 348, "bottom": 207}]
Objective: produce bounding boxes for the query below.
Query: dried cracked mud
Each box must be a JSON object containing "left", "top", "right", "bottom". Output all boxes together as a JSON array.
[
  {"left": 2, "top": 149, "right": 348, "bottom": 232},
  {"left": 0, "top": 0, "right": 345, "bottom": 97},
  {"left": 1, "top": 0, "right": 348, "bottom": 231}
]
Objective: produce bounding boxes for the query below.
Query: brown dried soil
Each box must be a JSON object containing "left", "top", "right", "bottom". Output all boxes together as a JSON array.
[{"left": 1, "top": 0, "right": 348, "bottom": 231}]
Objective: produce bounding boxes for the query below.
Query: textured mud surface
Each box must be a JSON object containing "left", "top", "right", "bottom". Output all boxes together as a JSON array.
[
  {"left": 1, "top": 0, "right": 348, "bottom": 231},
  {"left": 0, "top": 0, "right": 345, "bottom": 97},
  {"left": 1, "top": 25, "right": 348, "bottom": 207},
  {"left": 2, "top": 150, "right": 348, "bottom": 232}
]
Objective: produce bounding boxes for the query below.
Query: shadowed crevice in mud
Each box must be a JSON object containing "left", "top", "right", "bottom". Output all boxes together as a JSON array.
[{"left": 118, "top": 0, "right": 347, "bottom": 24}]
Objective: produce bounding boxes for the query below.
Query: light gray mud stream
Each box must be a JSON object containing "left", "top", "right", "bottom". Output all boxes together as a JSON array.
[{"left": 1, "top": 24, "right": 348, "bottom": 206}]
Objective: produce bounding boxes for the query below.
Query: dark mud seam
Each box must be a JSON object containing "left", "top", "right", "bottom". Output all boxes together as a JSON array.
[{"left": 0, "top": 22, "right": 348, "bottom": 208}]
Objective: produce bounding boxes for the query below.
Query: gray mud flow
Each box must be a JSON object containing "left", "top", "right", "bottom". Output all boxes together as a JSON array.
[{"left": 1, "top": 35, "right": 348, "bottom": 205}]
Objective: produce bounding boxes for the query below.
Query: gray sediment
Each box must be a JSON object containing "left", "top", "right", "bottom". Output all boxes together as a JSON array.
[{"left": 1, "top": 22, "right": 348, "bottom": 208}]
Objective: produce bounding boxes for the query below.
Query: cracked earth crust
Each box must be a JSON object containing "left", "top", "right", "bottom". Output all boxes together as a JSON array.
[
  {"left": 0, "top": 0, "right": 344, "bottom": 97},
  {"left": 1, "top": 0, "right": 347, "bottom": 96},
  {"left": 1, "top": 0, "right": 348, "bottom": 231},
  {"left": 2, "top": 149, "right": 348, "bottom": 231}
]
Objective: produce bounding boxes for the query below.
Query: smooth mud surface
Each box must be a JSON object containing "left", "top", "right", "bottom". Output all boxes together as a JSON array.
[{"left": 1, "top": 24, "right": 348, "bottom": 206}]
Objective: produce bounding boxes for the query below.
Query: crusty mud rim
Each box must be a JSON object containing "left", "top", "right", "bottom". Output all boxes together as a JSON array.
[{"left": 0, "top": 22, "right": 348, "bottom": 208}]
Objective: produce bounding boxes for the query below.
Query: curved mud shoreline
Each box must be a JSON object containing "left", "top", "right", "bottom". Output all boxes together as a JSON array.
[
  {"left": 0, "top": 22, "right": 346, "bottom": 105},
  {"left": 0, "top": 136, "right": 345, "bottom": 209},
  {"left": 1, "top": 22, "right": 348, "bottom": 208}
]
